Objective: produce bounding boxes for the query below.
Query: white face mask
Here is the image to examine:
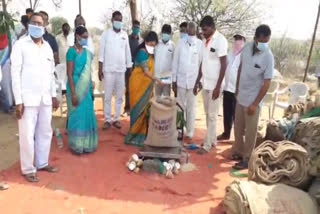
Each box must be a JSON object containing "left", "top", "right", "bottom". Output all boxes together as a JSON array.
[
  {"left": 187, "top": 35, "right": 196, "bottom": 44},
  {"left": 145, "top": 44, "right": 154, "bottom": 54}
]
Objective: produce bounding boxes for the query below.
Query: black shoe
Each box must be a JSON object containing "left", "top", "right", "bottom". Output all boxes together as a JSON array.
[
  {"left": 217, "top": 133, "right": 230, "bottom": 141},
  {"left": 232, "top": 160, "right": 248, "bottom": 170},
  {"left": 103, "top": 122, "right": 111, "bottom": 130}
]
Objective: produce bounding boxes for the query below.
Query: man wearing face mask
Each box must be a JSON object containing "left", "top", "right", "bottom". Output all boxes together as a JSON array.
[
  {"left": 67, "top": 15, "right": 95, "bottom": 55},
  {"left": 154, "top": 24, "right": 175, "bottom": 96},
  {"left": 39, "top": 11, "right": 59, "bottom": 66},
  {"left": 11, "top": 13, "right": 59, "bottom": 183},
  {"left": 123, "top": 20, "right": 141, "bottom": 116},
  {"left": 179, "top": 22, "right": 188, "bottom": 40},
  {"left": 172, "top": 22, "right": 202, "bottom": 141},
  {"left": 217, "top": 33, "right": 246, "bottom": 141},
  {"left": 56, "top": 23, "right": 70, "bottom": 64},
  {"left": 232, "top": 25, "right": 274, "bottom": 170},
  {"left": 98, "top": 11, "right": 132, "bottom": 130}
]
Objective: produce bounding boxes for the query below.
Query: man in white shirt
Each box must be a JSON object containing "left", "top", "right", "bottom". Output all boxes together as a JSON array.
[
  {"left": 67, "top": 15, "right": 95, "bottom": 55},
  {"left": 98, "top": 11, "right": 132, "bottom": 130},
  {"left": 154, "top": 24, "right": 175, "bottom": 96},
  {"left": 217, "top": 33, "right": 245, "bottom": 141},
  {"left": 193, "top": 16, "right": 228, "bottom": 155},
  {"left": 172, "top": 22, "right": 202, "bottom": 140},
  {"left": 56, "top": 23, "right": 70, "bottom": 64},
  {"left": 11, "top": 13, "right": 59, "bottom": 183},
  {"left": 179, "top": 22, "right": 188, "bottom": 40}
]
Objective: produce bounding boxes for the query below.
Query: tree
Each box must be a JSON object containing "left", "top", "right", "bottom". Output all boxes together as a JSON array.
[
  {"left": 28, "top": 0, "right": 62, "bottom": 10},
  {"left": 50, "top": 16, "right": 68, "bottom": 36},
  {"left": 129, "top": 0, "right": 138, "bottom": 24},
  {"left": 270, "top": 35, "right": 309, "bottom": 78},
  {"left": 0, "top": 0, "right": 15, "bottom": 54},
  {"left": 174, "top": 0, "right": 260, "bottom": 37}
]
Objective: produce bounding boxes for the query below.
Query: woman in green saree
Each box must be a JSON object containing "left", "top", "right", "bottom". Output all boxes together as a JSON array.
[
  {"left": 125, "top": 31, "right": 163, "bottom": 146},
  {"left": 66, "top": 26, "right": 98, "bottom": 154}
]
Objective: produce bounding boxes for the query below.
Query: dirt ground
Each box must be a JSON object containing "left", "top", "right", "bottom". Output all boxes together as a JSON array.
[{"left": 0, "top": 97, "right": 281, "bottom": 214}]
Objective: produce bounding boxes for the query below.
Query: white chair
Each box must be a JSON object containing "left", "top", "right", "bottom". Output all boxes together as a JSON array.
[
  {"left": 273, "top": 82, "right": 309, "bottom": 117},
  {"left": 55, "top": 64, "right": 67, "bottom": 117},
  {"left": 262, "top": 80, "right": 279, "bottom": 119},
  {"left": 94, "top": 79, "right": 105, "bottom": 111}
]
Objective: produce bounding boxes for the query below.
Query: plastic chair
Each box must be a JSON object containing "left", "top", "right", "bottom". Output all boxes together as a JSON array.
[
  {"left": 262, "top": 80, "right": 279, "bottom": 119},
  {"left": 274, "top": 82, "right": 309, "bottom": 117},
  {"left": 94, "top": 79, "right": 105, "bottom": 111},
  {"left": 55, "top": 64, "right": 67, "bottom": 117}
]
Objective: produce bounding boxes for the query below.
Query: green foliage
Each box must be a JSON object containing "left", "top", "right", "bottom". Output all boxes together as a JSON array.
[
  {"left": 0, "top": 11, "right": 16, "bottom": 35},
  {"left": 50, "top": 16, "right": 68, "bottom": 36}
]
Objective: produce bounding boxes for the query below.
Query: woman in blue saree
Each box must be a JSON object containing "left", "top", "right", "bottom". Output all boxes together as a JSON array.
[{"left": 66, "top": 26, "right": 98, "bottom": 154}]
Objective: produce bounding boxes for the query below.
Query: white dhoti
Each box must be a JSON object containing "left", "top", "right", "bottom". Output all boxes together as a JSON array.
[
  {"left": 19, "top": 101, "right": 53, "bottom": 175},
  {"left": 177, "top": 87, "right": 197, "bottom": 138},
  {"left": 103, "top": 72, "right": 125, "bottom": 123},
  {"left": 202, "top": 90, "right": 221, "bottom": 151}
]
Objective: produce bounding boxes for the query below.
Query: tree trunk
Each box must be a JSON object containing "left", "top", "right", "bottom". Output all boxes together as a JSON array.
[
  {"left": 2, "top": 0, "right": 7, "bottom": 12},
  {"left": 303, "top": 1, "right": 320, "bottom": 82},
  {"left": 129, "top": 0, "right": 138, "bottom": 23}
]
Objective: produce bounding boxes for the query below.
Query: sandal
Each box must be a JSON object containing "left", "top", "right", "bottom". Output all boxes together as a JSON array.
[
  {"left": 38, "top": 165, "right": 59, "bottom": 173},
  {"left": 103, "top": 122, "right": 111, "bottom": 130},
  {"left": 113, "top": 121, "right": 122, "bottom": 129},
  {"left": 23, "top": 173, "right": 39, "bottom": 183},
  {"left": 0, "top": 182, "right": 9, "bottom": 190}
]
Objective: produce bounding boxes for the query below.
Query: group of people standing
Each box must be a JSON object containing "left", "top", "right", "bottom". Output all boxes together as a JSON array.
[{"left": 2, "top": 8, "right": 274, "bottom": 185}]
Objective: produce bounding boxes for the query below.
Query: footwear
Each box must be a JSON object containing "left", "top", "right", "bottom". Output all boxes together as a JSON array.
[
  {"left": 230, "top": 154, "right": 242, "bottom": 161},
  {"left": 121, "top": 111, "right": 130, "bottom": 117},
  {"left": 196, "top": 148, "right": 209, "bottom": 155},
  {"left": 103, "top": 122, "right": 111, "bottom": 130},
  {"left": 0, "top": 182, "right": 9, "bottom": 190},
  {"left": 217, "top": 133, "right": 230, "bottom": 141},
  {"left": 113, "top": 121, "right": 122, "bottom": 129},
  {"left": 23, "top": 173, "right": 39, "bottom": 183},
  {"left": 38, "top": 165, "right": 59, "bottom": 173},
  {"left": 232, "top": 160, "right": 248, "bottom": 170}
]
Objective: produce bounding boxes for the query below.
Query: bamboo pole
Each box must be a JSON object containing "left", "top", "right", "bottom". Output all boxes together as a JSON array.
[
  {"left": 303, "top": 0, "right": 320, "bottom": 82},
  {"left": 79, "top": 0, "right": 82, "bottom": 15}
]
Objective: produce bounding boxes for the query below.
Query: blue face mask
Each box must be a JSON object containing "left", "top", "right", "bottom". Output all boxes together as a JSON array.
[
  {"left": 28, "top": 24, "right": 44, "bottom": 39},
  {"left": 257, "top": 42, "right": 269, "bottom": 51},
  {"left": 113, "top": 21, "right": 123, "bottom": 30},
  {"left": 180, "top": 33, "right": 188, "bottom": 39},
  {"left": 162, "top": 33, "right": 171, "bottom": 42},
  {"left": 78, "top": 38, "right": 88, "bottom": 47},
  {"left": 132, "top": 27, "right": 140, "bottom": 36}
]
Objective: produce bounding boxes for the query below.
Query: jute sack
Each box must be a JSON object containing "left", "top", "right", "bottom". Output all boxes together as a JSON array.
[
  {"left": 248, "top": 140, "right": 311, "bottom": 189},
  {"left": 145, "top": 97, "right": 179, "bottom": 147},
  {"left": 309, "top": 178, "right": 320, "bottom": 205},
  {"left": 291, "top": 117, "right": 320, "bottom": 177},
  {"left": 224, "top": 180, "right": 319, "bottom": 214}
]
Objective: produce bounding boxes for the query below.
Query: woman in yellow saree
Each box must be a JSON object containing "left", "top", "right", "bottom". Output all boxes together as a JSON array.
[{"left": 125, "top": 31, "right": 162, "bottom": 146}]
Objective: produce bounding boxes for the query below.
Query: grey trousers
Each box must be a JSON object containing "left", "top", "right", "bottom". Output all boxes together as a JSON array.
[{"left": 232, "top": 102, "right": 260, "bottom": 161}]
